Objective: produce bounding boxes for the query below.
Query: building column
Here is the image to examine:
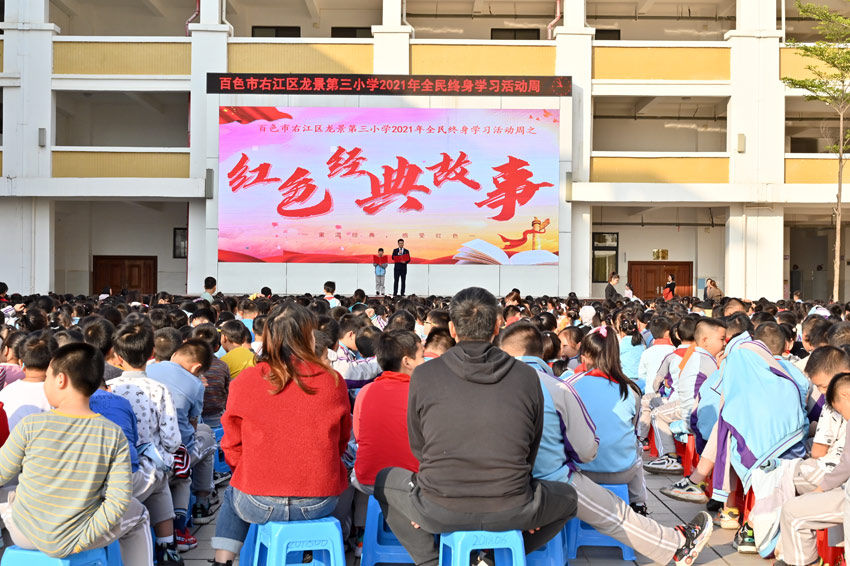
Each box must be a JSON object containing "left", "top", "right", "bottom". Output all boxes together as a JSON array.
[
  {"left": 744, "top": 205, "right": 784, "bottom": 300},
  {"left": 570, "top": 203, "right": 592, "bottom": 298},
  {"left": 726, "top": 0, "right": 784, "bottom": 186},
  {"left": 187, "top": 0, "right": 229, "bottom": 295},
  {"left": 372, "top": 0, "right": 412, "bottom": 74},
  {"left": 554, "top": 2, "right": 593, "bottom": 183},
  {"left": 0, "top": 0, "right": 56, "bottom": 293},
  {"left": 725, "top": 204, "right": 746, "bottom": 298}
]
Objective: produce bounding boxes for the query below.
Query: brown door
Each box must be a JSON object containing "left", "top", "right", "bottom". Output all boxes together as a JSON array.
[
  {"left": 92, "top": 256, "right": 157, "bottom": 295},
  {"left": 628, "top": 261, "right": 693, "bottom": 300}
]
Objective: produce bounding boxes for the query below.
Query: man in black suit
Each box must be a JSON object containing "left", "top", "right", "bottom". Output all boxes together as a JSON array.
[{"left": 392, "top": 238, "right": 410, "bottom": 296}]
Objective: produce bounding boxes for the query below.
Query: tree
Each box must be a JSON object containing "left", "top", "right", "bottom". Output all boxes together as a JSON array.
[{"left": 782, "top": 1, "right": 850, "bottom": 302}]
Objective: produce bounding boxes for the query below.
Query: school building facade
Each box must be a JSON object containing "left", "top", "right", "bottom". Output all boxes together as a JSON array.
[{"left": 0, "top": 0, "right": 845, "bottom": 299}]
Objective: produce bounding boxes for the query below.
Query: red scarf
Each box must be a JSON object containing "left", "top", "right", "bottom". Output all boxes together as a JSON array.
[
  {"left": 653, "top": 338, "right": 673, "bottom": 346},
  {"left": 584, "top": 368, "right": 620, "bottom": 385}
]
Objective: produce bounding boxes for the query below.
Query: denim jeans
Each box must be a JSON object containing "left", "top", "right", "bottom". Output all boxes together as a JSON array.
[{"left": 212, "top": 485, "right": 339, "bottom": 554}]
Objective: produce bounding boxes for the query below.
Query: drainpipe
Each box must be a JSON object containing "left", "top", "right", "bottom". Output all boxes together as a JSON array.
[
  {"left": 402, "top": 0, "right": 414, "bottom": 38},
  {"left": 185, "top": 0, "right": 200, "bottom": 36},
  {"left": 547, "top": 0, "right": 562, "bottom": 39}
]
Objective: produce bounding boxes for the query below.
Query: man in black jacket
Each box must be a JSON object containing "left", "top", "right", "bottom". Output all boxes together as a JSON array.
[
  {"left": 374, "top": 287, "right": 577, "bottom": 566},
  {"left": 392, "top": 239, "right": 410, "bottom": 296}
]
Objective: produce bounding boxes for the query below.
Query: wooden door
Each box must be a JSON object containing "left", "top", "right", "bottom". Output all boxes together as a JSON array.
[
  {"left": 92, "top": 256, "right": 157, "bottom": 295},
  {"left": 628, "top": 261, "right": 693, "bottom": 300}
]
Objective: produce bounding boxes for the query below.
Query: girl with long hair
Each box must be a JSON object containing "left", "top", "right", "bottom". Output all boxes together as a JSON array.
[
  {"left": 616, "top": 309, "right": 647, "bottom": 392},
  {"left": 211, "top": 303, "right": 351, "bottom": 566},
  {"left": 564, "top": 327, "right": 648, "bottom": 514}
]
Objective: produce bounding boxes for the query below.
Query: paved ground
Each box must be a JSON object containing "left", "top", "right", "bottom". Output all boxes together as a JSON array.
[{"left": 182, "top": 471, "right": 769, "bottom": 566}]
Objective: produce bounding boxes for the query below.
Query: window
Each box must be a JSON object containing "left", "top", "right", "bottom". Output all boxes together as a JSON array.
[
  {"left": 595, "top": 29, "right": 621, "bottom": 40},
  {"left": 252, "top": 26, "right": 301, "bottom": 38},
  {"left": 790, "top": 137, "right": 819, "bottom": 153},
  {"left": 173, "top": 228, "right": 188, "bottom": 259},
  {"left": 592, "top": 233, "right": 618, "bottom": 283},
  {"left": 331, "top": 27, "right": 372, "bottom": 38},
  {"left": 490, "top": 28, "right": 540, "bottom": 40}
]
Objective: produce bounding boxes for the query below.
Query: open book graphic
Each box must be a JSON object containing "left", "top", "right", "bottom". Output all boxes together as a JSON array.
[{"left": 453, "top": 239, "right": 558, "bottom": 266}]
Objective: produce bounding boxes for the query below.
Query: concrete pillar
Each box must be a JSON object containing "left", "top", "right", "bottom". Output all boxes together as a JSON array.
[
  {"left": 725, "top": 204, "right": 746, "bottom": 298},
  {"left": 744, "top": 206, "right": 784, "bottom": 300},
  {"left": 188, "top": 4, "right": 230, "bottom": 295},
  {"left": 570, "top": 203, "right": 592, "bottom": 298},
  {"left": 554, "top": 10, "right": 594, "bottom": 182},
  {"left": 2, "top": 0, "right": 55, "bottom": 179},
  {"left": 372, "top": 0, "right": 411, "bottom": 75},
  {"left": 726, "top": 0, "right": 783, "bottom": 186},
  {"left": 0, "top": 0, "right": 56, "bottom": 294},
  {"left": 784, "top": 225, "right": 792, "bottom": 300}
]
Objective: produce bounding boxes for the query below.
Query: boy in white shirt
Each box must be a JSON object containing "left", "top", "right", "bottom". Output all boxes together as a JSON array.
[{"left": 0, "top": 331, "right": 56, "bottom": 430}]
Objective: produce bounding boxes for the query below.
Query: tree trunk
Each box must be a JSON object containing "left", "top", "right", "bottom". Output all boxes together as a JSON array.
[{"left": 835, "top": 111, "right": 845, "bottom": 302}]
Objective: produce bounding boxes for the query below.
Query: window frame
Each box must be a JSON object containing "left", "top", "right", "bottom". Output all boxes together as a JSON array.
[{"left": 592, "top": 232, "right": 619, "bottom": 283}]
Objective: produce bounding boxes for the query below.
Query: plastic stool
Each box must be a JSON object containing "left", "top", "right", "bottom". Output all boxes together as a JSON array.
[
  {"left": 648, "top": 426, "right": 659, "bottom": 458},
  {"left": 674, "top": 435, "right": 698, "bottom": 478},
  {"left": 525, "top": 527, "right": 566, "bottom": 566},
  {"left": 439, "top": 530, "right": 526, "bottom": 566},
  {"left": 817, "top": 528, "right": 844, "bottom": 566},
  {"left": 1, "top": 541, "right": 121, "bottom": 566},
  {"left": 212, "top": 426, "right": 230, "bottom": 475},
  {"left": 565, "top": 484, "right": 635, "bottom": 561},
  {"left": 240, "top": 523, "right": 258, "bottom": 566},
  {"left": 361, "top": 496, "right": 413, "bottom": 566},
  {"left": 244, "top": 516, "right": 346, "bottom": 566}
]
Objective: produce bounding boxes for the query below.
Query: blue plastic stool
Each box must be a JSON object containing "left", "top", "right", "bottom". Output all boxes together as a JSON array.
[
  {"left": 565, "top": 483, "right": 635, "bottom": 560},
  {"left": 241, "top": 516, "right": 347, "bottom": 566},
  {"left": 361, "top": 495, "right": 413, "bottom": 566},
  {"left": 439, "top": 530, "right": 526, "bottom": 566},
  {"left": 1, "top": 541, "right": 122, "bottom": 566},
  {"left": 525, "top": 527, "right": 567, "bottom": 566},
  {"left": 240, "top": 523, "right": 258, "bottom": 566},
  {"left": 212, "top": 426, "right": 230, "bottom": 475}
]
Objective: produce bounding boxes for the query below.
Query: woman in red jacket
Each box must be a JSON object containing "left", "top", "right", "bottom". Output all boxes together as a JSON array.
[{"left": 211, "top": 303, "right": 352, "bottom": 566}]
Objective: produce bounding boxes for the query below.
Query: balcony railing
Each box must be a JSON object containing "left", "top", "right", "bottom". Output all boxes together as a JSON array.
[
  {"left": 228, "top": 38, "right": 373, "bottom": 74},
  {"left": 785, "top": 154, "right": 850, "bottom": 184},
  {"left": 593, "top": 42, "right": 731, "bottom": 81},
  {"left": 590, "top": 152, "right": 730, "bottom": 183},
  {"left": 410, "top": 40, "right": 556, "bottom": 76},
  {"left": 53, "top": 38, "right": 191, "bottom": 75},
  {"left": 52, "top": 147, "right": 190, "bottom": 178}
]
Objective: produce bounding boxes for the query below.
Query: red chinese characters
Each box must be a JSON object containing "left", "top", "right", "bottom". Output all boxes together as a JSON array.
[
  {"left": 276, "top": 167, "right": 333, "bottom": 217},
  {"left": 355, "top": 157, "right": 430, "bottom": 215},
  {"left": 227, "top": 153, "right": 281, "bottom": 192},
  {"left": 426, "top": 151, "right": 481, "bottom": 190},
  {"left": 475, "top": 156, "right": 553, "bottom": 221},
  {"left": 327, "top": 146, "right": 368, "bottom": 178}
]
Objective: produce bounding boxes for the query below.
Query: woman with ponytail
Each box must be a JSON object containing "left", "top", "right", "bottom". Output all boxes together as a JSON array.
[
  {"left": 616, "top": 309, "right": 647, "bottom": 392},
  {"left": 211, "top": 303, "right": 351, "bottom": 566},
  {"left": 564, "top": 327, "right": 648, "bottom": 514}
]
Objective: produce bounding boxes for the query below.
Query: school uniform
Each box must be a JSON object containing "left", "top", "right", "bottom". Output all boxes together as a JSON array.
[
  {"left": 778, "top": 431, "right": 850, "bottom": 566},
  {"left": 636, "top": 339, "right": 676, "bottom": 439},
  {"left": 566, "top": 368, "right": 647, "bottom": 505},
  {"left": 618, "top": 337, "right": 646, "bottom": 392},
  {"left": 518, "top": 361, "right": 688, "bottom": 564},
  {"left": 374, "top": 256, "right": 387, "bottom": 295},
  {"left": 650, "top": 346, "right": 718, "bottom": 457}
]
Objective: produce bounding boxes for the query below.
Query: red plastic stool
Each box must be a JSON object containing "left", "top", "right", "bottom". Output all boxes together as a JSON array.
[
  {"left": 674, "top": 436, "right": 698, "bottom": 477},
  {"left": 648, "top": 426, "right": 659, "bottom": 458},
  {"left": 818, "top": 529, "right": 844, "bottom": 566}
]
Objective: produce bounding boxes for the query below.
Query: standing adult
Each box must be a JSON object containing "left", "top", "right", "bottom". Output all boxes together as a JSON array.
[
  {"left": 374, "top": 287, "right": 577, "bottom": 566},
  {"left": 604, "top": 272, "right": 620, "bottom": 302},
  {"left": 392, "top": 239, "right": 410, "bottom": 297},
  {"left": 704, "top": 279, "right": 724, "bottom": 302},
  {"left": 662, "top": 274, "right": 676, "bottom": 300}
]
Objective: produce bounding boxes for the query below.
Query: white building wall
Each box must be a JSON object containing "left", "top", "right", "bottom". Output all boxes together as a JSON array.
[{"left": 54, "top": 202, "right": 189, "bottom": 295}]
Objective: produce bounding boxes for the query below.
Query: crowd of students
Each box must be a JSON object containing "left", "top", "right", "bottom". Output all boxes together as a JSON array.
[{"left": 0, "top": 276, "right": 848, "bottom": 566}]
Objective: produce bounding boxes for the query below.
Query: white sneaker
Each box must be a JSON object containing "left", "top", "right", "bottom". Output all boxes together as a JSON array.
[{"left": 644, "top": 454, "right": 684, "bottom": 475}]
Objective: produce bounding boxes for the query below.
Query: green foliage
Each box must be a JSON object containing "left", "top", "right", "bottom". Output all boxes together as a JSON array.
[{"left": 782, "top": 1, "right": 850, "bottom": 134}]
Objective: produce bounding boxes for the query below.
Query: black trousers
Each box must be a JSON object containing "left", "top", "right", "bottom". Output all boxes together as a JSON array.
[
  {"left": 394, "top": 269, "right": 407, "bottom": 296},
  {"left": 374, "top": 467, "right": 577, "bottom": 566}
]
